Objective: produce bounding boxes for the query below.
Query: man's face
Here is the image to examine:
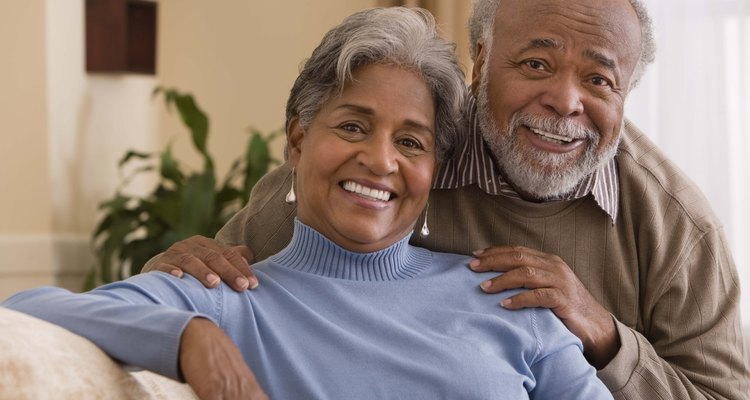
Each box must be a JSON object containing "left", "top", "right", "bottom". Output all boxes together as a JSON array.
[{"left": 472, "top": 0, "right": 642, "bottom": 200}]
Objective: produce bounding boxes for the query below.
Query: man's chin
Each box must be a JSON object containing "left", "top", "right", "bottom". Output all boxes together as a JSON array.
[
  {"left": 501, "top": 155, "right": 592, "bottom": 201},
  {"left": 511, "top": 177, "right": 580, "bottom": 201}
]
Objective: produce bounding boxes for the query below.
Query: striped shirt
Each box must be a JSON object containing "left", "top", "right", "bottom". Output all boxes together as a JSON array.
[{"left": 433, "top": 96, "right": 620, "bottom": 223}]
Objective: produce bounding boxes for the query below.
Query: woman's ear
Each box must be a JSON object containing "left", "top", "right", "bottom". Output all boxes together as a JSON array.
[
  {"left": 470, "top": 40, "right": 486, "bottom": 94},
  {"left": 287, "top": 117, "right": 305, "bottom": 167}
]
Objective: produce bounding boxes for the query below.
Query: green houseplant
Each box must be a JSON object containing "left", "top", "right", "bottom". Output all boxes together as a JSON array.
[{"left": 86, "top": 88, "right": 281, "bottom": 290}]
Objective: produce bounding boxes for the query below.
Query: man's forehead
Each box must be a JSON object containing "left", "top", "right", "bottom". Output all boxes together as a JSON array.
[
  {"left": 495, "top": 0, "right": 638, "bottom": 38},
  {"left": 493, "top": 0, "right": 641, "bottom": 66}
]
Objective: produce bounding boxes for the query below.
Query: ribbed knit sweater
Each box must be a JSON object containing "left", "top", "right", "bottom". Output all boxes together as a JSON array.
[
  {"left": 3, "top": 221, "right": 612, "bottom": 399},
  {"left": 214, "top": 121, "right": 750, "bottom": 399}
]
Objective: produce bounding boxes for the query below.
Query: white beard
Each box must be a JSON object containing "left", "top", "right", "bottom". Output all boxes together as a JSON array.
[{"left": 475, "top": 75, "right": 620, "bottom": 200}]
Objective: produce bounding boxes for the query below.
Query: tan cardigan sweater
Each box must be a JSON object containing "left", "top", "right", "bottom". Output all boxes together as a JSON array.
[{"left": 216, "top": 122, "right": 750, "bottom": 399}]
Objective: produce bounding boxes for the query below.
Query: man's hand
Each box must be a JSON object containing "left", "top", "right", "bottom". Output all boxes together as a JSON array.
[
  {"left": 470, "top": 245, "right": 620, "bottom": 369},
  {"left": 145, "top": 235, "right": 258, "bottom": 292},
  {"left": 180, "top": 318, "right": 268, "bottom": 400}
]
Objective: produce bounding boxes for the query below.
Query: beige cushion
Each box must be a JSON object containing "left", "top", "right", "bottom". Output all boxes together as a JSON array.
[{"left": 0, "top": 307, "right": 197, "bottom": 400}]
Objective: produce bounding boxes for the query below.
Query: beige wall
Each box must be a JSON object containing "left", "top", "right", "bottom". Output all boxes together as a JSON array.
[
  {"left": 0, "top": 1, "right": 56, "bottom": 299},
  {"left": 0, "top": 0, "right": 51, "bottom": 234},
  {"left": 1, "top": 0, "right": 161, "bottom": 300},
  {"left": 158, "top": 0, "right": 377, "bottom": 177}
]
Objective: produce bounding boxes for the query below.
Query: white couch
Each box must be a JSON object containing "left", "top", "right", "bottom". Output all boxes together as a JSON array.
[{"left": 0, "top": 307, "right": 198, "bottom": 400}]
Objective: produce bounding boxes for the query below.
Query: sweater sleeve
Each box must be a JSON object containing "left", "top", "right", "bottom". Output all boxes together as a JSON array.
[
  {"left": 598, "top": 227, "right": 750, "bottom": 399},
  {"left": 2, "top": 273, "right": 222, "bottom": 380},
  {"left": 528, "top": 309, "right": 613, "bottom": 399}
]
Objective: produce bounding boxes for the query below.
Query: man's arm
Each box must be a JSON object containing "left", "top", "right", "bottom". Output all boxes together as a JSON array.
[
  {"left": 597, "top": 228, "right": 749, "bottom": 399},
  {"left": 472, "top": 229, "right": 750, "bottom": 399}
]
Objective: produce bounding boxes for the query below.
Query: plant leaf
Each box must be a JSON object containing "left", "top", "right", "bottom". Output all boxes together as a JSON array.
[
  {"left": 159, "top": 145, "right": 184, "bottom": 185},
  {"left": 176, "top": 172, "right": 217, "bottom": 239},
  {"left": 118, "top": 150, "right": 152, "bottom": 167}
]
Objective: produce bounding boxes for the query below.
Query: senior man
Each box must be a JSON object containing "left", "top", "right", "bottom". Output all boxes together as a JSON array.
[{"left": 145, "top": 0, "right": 750, "bottom": 398}]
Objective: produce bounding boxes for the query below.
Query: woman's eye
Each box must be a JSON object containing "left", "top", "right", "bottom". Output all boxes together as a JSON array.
[
  {"left": 397, "top": 137, "right": 423, "bottom": 150},
  {"left": 340, "top": 123, "right": 364, "bottom": 133}
]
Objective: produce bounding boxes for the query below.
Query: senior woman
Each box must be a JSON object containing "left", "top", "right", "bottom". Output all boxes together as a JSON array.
[{"left": 3, "top": 7, "right": 611, "bottom": 400}]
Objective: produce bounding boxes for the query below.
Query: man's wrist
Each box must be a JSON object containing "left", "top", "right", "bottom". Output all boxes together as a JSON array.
[{"left": 584, "top": 313, "right": 621, "bottom": 369}]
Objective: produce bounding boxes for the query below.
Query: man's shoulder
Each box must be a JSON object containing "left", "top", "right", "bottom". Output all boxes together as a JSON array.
[{"left": 616, "top": 120, "right": 722, "bottom": 231}]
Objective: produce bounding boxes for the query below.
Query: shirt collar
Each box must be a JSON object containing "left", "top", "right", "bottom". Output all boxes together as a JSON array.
[{"left": 434, "top": 96, "right": 619, "bottom": 223}]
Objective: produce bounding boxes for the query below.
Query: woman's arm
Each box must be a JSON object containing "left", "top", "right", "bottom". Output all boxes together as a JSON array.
[
  {"left": 2, "top": 273, "right": 267, "bottom": 399},
  {"left": 527, "top": 308, "right": 613, "bottom": 399},
  {"left": 180, "top": 318, "right": 267, "bottom": 400},
  {"left": 3, "top": 274, "right": 203, "bottom": 378}
]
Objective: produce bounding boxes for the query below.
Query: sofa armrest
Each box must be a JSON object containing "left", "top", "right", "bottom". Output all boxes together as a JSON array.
[{"left": 0, "top": 306, "right": 197, "bottom": 400}]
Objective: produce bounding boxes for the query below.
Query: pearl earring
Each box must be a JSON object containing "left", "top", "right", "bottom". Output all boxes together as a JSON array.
[
  {"left": 419, "top": 203, "right": 430, "bottom": 238},
  {"left": 285, "top": 168, "right": 296, "bottom": 205}
]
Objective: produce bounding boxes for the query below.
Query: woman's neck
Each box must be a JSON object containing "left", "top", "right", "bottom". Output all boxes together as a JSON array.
[{"left": 269, "top": 219, "right": 432, "bottom": 281}]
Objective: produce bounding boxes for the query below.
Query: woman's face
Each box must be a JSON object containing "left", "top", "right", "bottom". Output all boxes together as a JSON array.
[{"left": 289, "top": 64, "right": 436, "bottom": 253}]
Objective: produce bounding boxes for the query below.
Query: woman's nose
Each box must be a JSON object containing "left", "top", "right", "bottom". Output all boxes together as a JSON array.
[{"left": 355, "top": 136, "right": 398, "bottom": 176}]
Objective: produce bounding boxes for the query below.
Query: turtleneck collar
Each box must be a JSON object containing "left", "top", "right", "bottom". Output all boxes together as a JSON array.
[{"left": 269, "top": 219, "right": 432, "bottom": 281}]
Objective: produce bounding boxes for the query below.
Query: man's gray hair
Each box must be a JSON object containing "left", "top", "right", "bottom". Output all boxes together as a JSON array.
[
  {"left": 467, "top": 0, "right": 656, "bottom": 90},
  {"left": 286, "top": 7, "right": 467, "bottom": 161}
]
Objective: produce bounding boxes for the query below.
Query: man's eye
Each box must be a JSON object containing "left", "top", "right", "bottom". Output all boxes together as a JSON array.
[
  {"left": 525, "top": 60, "right": 546, "bottom": 70},
  {"left": 591, "top": 76, "right": 613, "bottom": 87}
]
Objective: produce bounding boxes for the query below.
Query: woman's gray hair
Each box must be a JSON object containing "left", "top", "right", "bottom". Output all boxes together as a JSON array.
[
  {"left": 286, "top": 7, "right": 467, "bottom": 161},
  {"left": 467, "top": 0, "right": 656, "bottom": 90}
]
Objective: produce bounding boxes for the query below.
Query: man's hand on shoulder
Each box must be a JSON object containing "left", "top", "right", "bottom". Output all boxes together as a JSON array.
[
  {"left": 143, "top": 235, "right": 258, "bottom": 292},
  {"left": 469, "top": 245, "right": 620, "bottom": 369}
]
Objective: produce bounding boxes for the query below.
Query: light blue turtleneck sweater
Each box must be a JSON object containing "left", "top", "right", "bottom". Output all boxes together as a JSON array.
[{"left": 4, "top": 220, "right": 611, "bottom": 399}]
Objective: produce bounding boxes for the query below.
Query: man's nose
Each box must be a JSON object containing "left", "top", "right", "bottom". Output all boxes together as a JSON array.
[{"left": 539, "top": 75, "right": 585, "bottom": 117}]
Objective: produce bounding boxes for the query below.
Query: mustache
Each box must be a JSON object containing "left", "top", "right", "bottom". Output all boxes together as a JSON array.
[{"left": 507, "top": 112, "right": 599, "bottom": 142}]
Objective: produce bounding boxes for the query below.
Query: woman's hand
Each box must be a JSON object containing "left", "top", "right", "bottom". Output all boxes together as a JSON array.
[
  {"left": 469, "top": 245, "right": 620, "bottom": 369},
  {"left": 143, "top": 235, "right": 258, "bottom": 292},
  {"left": 180, "top": 318, "right": 268, "bottom": 400}
]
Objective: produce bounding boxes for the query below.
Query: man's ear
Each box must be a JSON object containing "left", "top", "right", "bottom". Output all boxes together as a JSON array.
[
  {"left": 471, "top": 40, "right": 486, "bottom": 94},
  {"left": 287, "top": 117, "right": 305, "bottom": 167}
]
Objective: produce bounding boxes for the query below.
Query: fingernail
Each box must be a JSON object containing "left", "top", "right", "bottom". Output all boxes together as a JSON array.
[
  {"left": 170, "top": 269, "right": 183, "bottom": 278},
  {"left": 235, "top": 277, "right": 249, "bottom": 290},
  {"left": 248, "top": 278, "right": 259, "bottom": 290},
  {"left": 472, "top": 249, "right": 484, "bottom": 256},
  {"left": 206, "top": 273, "right": 220, "bottom": 286},
  {"left": 501, "top": 298, "right": 512, "bottom": 308},
  {"left": 469, "top": 259, "right": 480, "bottom": 269},
  {"left": 480, "top": 280, "right": 491, "bottom": 291}
]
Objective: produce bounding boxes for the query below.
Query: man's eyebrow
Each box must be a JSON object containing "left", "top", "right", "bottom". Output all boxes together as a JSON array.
[
  {"left": 520, "top": 38, "right": 562, "bottom": 53},
  {"left": 584, "top": 49, "right": 617, "bottom": 72},
  {"left": 519, "top": 38, "right": 618, "bottom": 74}
]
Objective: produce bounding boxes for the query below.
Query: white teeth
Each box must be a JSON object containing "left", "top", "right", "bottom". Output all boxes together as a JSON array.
[
  {"left": 342, "top": 181, "right": 392, "bottom": 202},
  {"left": 530, "top": 127, "right": 573, "bottom": 144}
]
